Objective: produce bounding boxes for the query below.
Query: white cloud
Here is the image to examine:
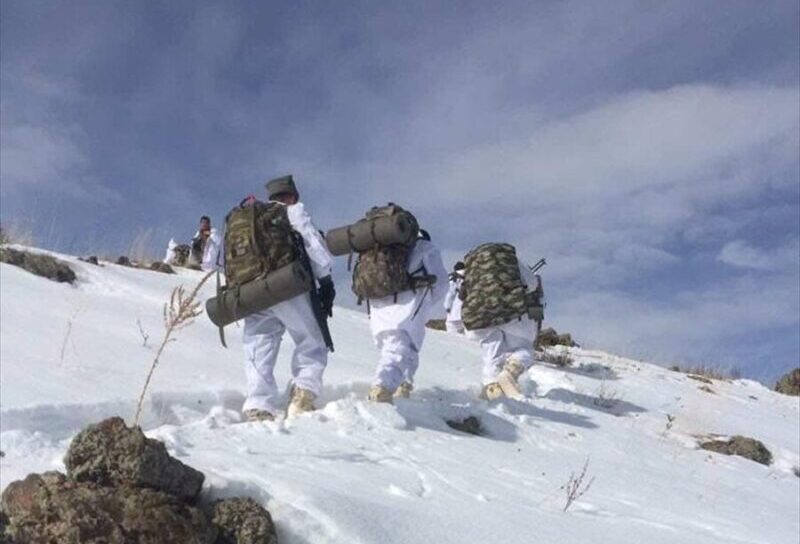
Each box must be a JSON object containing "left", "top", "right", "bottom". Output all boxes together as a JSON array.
[
  {"left": 718, "top": 239, "right": 799, "bottom": 271},
  {"left": 0, "top": 124, "right": 85, "bottom": 190}
]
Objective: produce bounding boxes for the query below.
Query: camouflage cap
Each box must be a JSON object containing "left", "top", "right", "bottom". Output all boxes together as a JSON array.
[{"left": 266, "top": 175, "right": 298, "bottom": 199}]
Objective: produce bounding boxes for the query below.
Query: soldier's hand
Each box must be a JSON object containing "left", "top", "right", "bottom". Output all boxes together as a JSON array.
[{"left": 318, "top": 276, "right": 335, "bottom": 317}]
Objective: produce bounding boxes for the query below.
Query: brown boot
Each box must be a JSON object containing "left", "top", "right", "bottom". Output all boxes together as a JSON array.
[
  {"left": 287, "top": 387, "right": 316, "bottom": 418},
  {"left": 368, "top": 385, "right": 394, "bottom": 403},
  {"left": 504, "top": 358, "right": 527, "bottom": 380},
  {"left": 394, "top": 382, "right": 413, "bottom": 399},
  {"left": 481, "top": 383, "right": 504, "bottom": 401},
  {"left": 243, "top": 409, "right": 275, "bottom": 422}
]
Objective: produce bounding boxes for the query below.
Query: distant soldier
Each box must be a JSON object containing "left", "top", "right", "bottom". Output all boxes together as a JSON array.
[
  {"left": 444, "top": 261, "right": 465, "bottom": 334},
  {"left": 190, "top": 216, "right": 213, "bottom": 266},
  {"left": 459, "top": 243, "right": 542, "bottom": 400},
  {"left": 203, "top": 176, "right": 335, "bottom": 421}
]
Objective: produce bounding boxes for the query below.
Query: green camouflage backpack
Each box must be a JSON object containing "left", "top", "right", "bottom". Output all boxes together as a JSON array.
[
  {"left": 223, "top": 201, "right": 299, "bottom": 288},
  {"left": 460, "top": 243, "right": 529, "bottom": 330},
  {"left": 351, "top": 204, "right": 420, "bottom": 301}
]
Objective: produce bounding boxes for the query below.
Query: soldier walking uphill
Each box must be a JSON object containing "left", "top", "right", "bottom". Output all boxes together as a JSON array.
[
  {"left": 326, "top": 204, "right": 447, "bottom": 402},
  {"left": 459, "top": 243, "right": 543, "bottom": 400},
  {"left": 204, "top": 176, "right": 335, "bottom": 421},
  {"left": 444, "top": 261, "right": 466, "bottom": 334}
]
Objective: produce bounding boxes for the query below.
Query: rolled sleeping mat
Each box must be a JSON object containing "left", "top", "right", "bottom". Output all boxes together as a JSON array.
[
  {"left": 326, "top": 214, "right": 418, "bottom": 256},
  {"left": 206, "top": 260, "right": 313, "bottom": 328}
]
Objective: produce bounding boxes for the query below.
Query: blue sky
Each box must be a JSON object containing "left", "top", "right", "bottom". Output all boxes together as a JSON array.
[{"left": 2, "top": 0, "right": 798, "bottom": 383}]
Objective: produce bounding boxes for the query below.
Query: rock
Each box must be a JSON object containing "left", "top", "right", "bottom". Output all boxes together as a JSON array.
[
  {"left": 150, "top": 261, "right": 176, "bottom": 274},
  {"left": 0, "top": 248, "right": 76, "bottom": 284},
  {"left": 700, "top": 435, "right": 773, "bottom": 466},
  {"left": 210, "top": 497, "right": 278, "bottom": 544},
  {"left": 536, "top": 327, "right": 577, "bottom": 348},
  {"left": 425, "top": 319, "right": 446, "bottom": 331},
  {"left": 116, "top": 256, "right": 133, "bottom": 267},
  {"left": 64, "top": 417, "right": 205, "bottom": 501},
  {"left": 1, "top": 472, "right": 215, "bottom": 544},
  {"left": 445, "top": 416, "right": 483, "bottom": 436},
  {"left": 774, "top": 368, "right": 800, "bottom": 396},
  {"left": 0, "top": 510, "right": 9, "bottom": 544},
  {"left": 80, "top": 256, "right": 100, "bottom": 265}
]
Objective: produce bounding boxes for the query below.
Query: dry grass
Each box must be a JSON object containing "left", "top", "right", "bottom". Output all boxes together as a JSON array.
[
  {"left": 593, "top": 381, "right": 620, "bottom": 409},
  {"left": 561, "top": 457, "right": 595, "bottom": 512},
  {"left": 0, "top": 221, "right": 37, "bottom": 247},
  {"left": 126, "top": 227, "right": 161, "bottom": 264},
  {"left": 539, "top": 349, "right": 574, "bottom": 367},
  {"left": 669, "top": 364, "right": 741, "bottom": 381},
  {"left": 133, "top": 271, "right": 213, "bottom": 426}
]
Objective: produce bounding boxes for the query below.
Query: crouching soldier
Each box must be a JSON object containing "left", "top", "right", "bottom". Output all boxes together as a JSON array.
[
  {"left": 459, "top": 243, "right": 541, "bottom": 400},
  {"left": 326, "top": 204, "right": 447, "bottom": 401},
  {"left": 444, "top": 261, "right": 465, "bottom": 334},
  {"left": 204, "top": 176, "right": 335, "bottom": 421}
]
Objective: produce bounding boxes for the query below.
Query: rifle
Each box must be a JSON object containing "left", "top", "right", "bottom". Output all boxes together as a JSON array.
[
  {"left": 527, "top": 258, "right": 546, "bottom": 345},
  {"left": 294, "top": 235, "right": 335, "bottom": 352},
  {"left": 528, "top": 258, "right": 546, "bottom": 274}
]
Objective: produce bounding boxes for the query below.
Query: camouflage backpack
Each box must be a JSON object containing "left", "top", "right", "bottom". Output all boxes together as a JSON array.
[
  {"left": 459, "top": 243, "right": 529, "bottom": 330},
  {"left": 351, "top": 204, "right": 420, "bottom": 301},
  {"left": 172, "top": 244, "right": 191, "bottom": 267},
  {"left": 223, "top": 201, "right": 299, "bottom": 288}
]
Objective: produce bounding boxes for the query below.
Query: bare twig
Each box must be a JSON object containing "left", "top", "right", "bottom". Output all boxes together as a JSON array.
[
  {"left": 593, "top": 381, "right": 620, "bottom": 409},
  {"left": 561, "top": 457, "right": 595, "bottom": 512},
  {"left": 133, "top": 271, "right": 213, "bottom": 426},
  {"left": 136, "top": 318, "right": 150, "bottom": 348},
  {"left": 59, "top": 307, "right": 83, "bottom": 365}
]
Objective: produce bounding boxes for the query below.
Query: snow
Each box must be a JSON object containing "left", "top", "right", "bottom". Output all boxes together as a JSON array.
[{"left": 1, "top": 247, "right": 798, "bottom": 544}]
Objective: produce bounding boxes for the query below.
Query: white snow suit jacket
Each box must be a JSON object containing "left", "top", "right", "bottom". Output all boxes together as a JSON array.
[
  {"left": 444, "top": 274, "right": 464, "bottom": 323},
  {"left": 368, "top": 239, "right": 448, "bottom": 350}
]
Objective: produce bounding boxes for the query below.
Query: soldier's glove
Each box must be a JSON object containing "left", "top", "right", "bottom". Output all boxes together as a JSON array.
[{"left": 318, "top": 276, "right": 336, "bottom": 317}]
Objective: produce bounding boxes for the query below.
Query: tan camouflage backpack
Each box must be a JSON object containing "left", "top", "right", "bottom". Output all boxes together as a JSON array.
[
  {"left": 172, "top": 244, "right": 191, "bottom": 267},
  {"left": 351, "top": 204, "right": 420, "bottom": 302},
  {"left": 223, "top": 201, "right": 299, "bottom": 288},
  {"left": 459, "top": 243, "right": 529, "bottom": 330}
]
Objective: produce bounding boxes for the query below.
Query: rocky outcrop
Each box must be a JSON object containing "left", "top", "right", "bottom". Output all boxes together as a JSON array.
[
  {"left": 774, "top": 368, "right": 800, "bottom": 396},
  {"left": 700, "top": 435, "right": 773, "bottom": 466},
  {"left": 1, "top": 417, "right": 278, "bottom": 544},
  {"left": 64, "top": 417, "right": 204, "bottom": 501},
  {"left": 1, "top": 472, "right": 214, "bottom": 544},
  {"left": 0, "top": 248, "right": 76, "bottom": 284},
  {"left": 536, "top": 327, "right": 577, "bottom": 348},
  {"left": 210, "top": 498, "right": 278, "bottom": 544}
]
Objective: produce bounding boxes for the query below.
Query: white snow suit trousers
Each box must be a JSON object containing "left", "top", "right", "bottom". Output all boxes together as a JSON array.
[
  {"left": 374, "top": 329, "right": 421, "bottom": 392},
  {"left": 467, "top": 316, "right": 537, "bottom": 385},
  {"left": 241, "top": 293, "right": 328, "bottom": 414}
]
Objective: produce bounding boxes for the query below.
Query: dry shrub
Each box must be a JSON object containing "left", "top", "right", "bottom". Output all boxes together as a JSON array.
[
  {"left": 133, "top": 272, "right": 213, "bottom": 425},
  {"left": 561, "top": 457, "right": 595, "bottom": 512},
  {"left": 540, "top": 349, "right": 574, "bottom": 367}
]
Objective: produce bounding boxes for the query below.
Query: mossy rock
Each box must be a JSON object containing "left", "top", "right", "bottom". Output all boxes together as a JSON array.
[
  {"left": 774, "top": 368, "right": 800, "bottom": 396},
  {"left": 0, "top": 248, "right": 76, "bottom": 284},
  {"left": 700, "top": 435, "right": 773, "bottom": 466}
]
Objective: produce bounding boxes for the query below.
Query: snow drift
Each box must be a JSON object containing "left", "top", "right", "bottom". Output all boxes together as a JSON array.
[{"left": 1, "top": 247, "right": 798, "bottom": 544}]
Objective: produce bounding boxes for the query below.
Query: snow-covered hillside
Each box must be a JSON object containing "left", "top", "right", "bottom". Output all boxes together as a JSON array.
[{"left": 1, "top": 248, "right": 798, "bottom": 544}]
